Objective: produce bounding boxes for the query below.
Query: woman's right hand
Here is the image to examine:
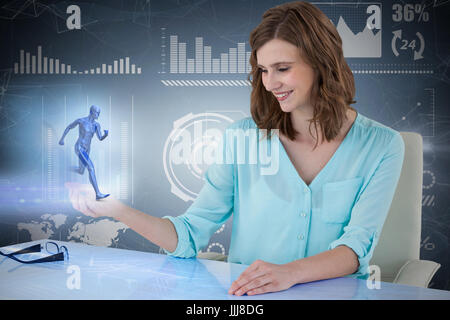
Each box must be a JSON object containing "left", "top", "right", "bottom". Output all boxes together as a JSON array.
[{"left": 65, "top": 182, "right": 127, "bottom": 220}]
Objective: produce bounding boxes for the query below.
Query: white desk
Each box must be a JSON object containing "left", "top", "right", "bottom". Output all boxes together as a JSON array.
[{"left": 1, "top": 240, "right": 449, "bottom": 300}]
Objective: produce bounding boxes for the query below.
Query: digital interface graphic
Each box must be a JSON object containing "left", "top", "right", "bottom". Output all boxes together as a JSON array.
[{"left": 0, "top": 0, "right": 449, "bottom": 291}]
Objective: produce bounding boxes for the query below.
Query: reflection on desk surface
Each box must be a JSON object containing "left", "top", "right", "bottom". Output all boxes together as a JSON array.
[{"left": 1, "top": 240, "right": 449, "bottom": 300}]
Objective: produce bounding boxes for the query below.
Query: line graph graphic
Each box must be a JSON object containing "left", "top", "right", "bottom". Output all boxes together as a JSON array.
[{"left": 316, "top": 2, "right": 382, "bottom": 58}]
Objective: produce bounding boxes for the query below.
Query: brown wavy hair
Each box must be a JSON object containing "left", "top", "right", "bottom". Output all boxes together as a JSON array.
[{"left": 248, "top": 1, "right": 356, "bottom": 149}]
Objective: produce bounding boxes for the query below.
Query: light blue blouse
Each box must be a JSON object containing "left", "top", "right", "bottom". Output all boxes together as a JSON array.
[{"left": 163, "top": 112, "right": 405, "bottom": 278}]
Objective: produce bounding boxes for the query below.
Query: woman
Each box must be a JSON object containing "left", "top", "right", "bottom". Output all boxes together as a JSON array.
[{"left": 67, "top": 1, "right": 404, "bottom": 296}]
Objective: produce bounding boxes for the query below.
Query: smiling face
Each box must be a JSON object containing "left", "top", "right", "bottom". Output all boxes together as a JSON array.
[{"left": 256, "top": 38, "right": 316, "bottom": 114}]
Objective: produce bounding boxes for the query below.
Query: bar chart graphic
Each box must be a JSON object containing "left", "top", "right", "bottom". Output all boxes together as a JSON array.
[
  {"left": 13, "top": 46, "right": 142, "bottom": 75},
  {"left": 167, "top": 34, "right": 251, "bottom": 74}
]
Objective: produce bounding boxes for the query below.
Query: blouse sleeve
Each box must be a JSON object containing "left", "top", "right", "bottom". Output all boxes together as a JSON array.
[
  {"left": 328, "top": 132, "right": 405, "bottom": 278},
  {"left": 162, "top": 127, "right": 235, "bottom": 258}
]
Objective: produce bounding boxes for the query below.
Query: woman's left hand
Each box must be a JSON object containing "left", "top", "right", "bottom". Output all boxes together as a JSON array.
[{"left": 228, "top": 259, "right": 297, "bottom": 296}]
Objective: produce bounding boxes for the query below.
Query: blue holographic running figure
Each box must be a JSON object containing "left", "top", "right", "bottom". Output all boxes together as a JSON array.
[{"left": 59, "top": 105, "right": 110, "bottom": 200}]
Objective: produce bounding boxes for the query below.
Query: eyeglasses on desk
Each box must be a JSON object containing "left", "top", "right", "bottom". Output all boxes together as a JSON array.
[{"left": 0, "top": 241, "right": 69, "bottom": 264}]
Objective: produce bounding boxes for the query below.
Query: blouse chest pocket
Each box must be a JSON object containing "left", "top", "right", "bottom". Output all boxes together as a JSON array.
[{"left": 321, "top": 177, "right": 363, "bottom": 224}]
